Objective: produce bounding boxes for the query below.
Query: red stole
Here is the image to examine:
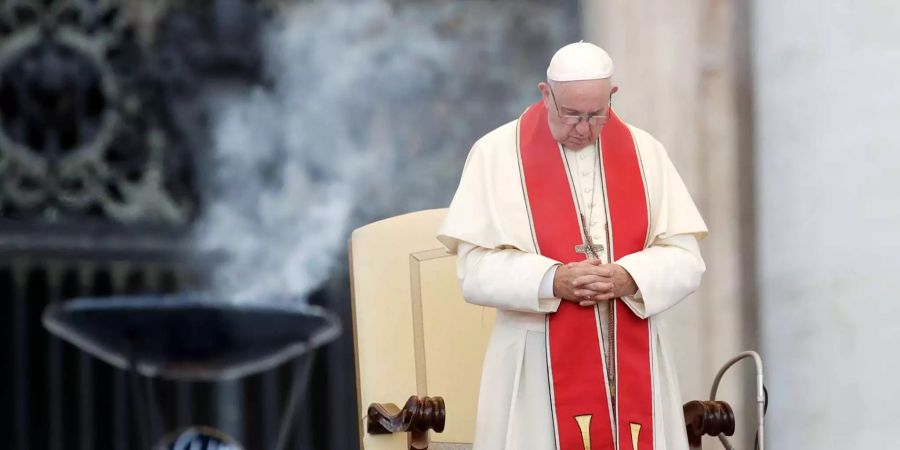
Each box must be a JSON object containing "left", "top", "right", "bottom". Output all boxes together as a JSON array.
[{"left": 517, "top": 101, "right": 653, "bottom": 450}]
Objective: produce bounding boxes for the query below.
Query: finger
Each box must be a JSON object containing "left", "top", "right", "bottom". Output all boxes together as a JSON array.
[
  {"left": 591, "top": 291, "right": 617, "bottom": 301},
  {"left": 573, "top": 288, "right": 600, "bottom": 298},
  {"left": 573, "top": 275, "right": 610, "bottom": 287},
  {"left": 589, "top": 265, "right": 614, "bottom": 277},
  {"left": 576, "top": 259, "right": 609, "bottom": 269},
  {"left": 572, "top": 265, "right": 612, "bottom": 278},
  {"left": 584, "top": 281, "right": 614, "bottom": 292},
  {"left": 579, "top": 300, "right": 596, "bottom": 307}
]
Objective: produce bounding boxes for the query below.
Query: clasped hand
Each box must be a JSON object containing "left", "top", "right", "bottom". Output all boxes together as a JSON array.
[{"left": 552, "top": 260, "right": 637, "bottom": 307}]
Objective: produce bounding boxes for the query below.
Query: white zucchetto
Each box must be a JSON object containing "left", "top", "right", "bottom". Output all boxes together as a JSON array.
[{"left": 546, "top": 41, "right": 614, "bottom": 82}]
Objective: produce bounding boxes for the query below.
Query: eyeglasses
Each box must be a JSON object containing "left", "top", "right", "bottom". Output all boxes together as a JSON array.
[{"left": 548, "top": 84, "right": 611, "bottom": 126}]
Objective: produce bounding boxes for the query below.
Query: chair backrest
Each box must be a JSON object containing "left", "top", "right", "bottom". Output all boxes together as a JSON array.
[{"left": 349, "top": 209, "right": 495, "bottom": 450}]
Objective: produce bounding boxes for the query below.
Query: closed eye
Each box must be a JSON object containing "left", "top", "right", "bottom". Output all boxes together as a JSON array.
[{"left": 562, "top": 107, "right": 607, "bottom": 116}]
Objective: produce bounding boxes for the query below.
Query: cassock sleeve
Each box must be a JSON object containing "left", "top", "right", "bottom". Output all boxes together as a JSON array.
[
  {"left": 456, "top": 241, "right": 562, "bottom": 314},
  {"left": 438, "top": 123, "right": 562, "bottom": 313},
  {"left": 617, "top": 234, "right": 705, "bottom": 318}
]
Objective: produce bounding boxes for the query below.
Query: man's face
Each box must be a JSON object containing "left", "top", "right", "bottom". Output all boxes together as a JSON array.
[{"left": 539, "top": 79, "right": 614, "bottom": 149}]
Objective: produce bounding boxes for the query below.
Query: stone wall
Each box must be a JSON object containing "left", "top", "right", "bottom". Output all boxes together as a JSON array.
[{"left": 754, "top": 1, "right": 900, "bottom": 448}]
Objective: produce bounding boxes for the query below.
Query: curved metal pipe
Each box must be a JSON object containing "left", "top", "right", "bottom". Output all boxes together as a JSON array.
[{"left": 709, "top": 351, "right": 765, "bottom": 450}]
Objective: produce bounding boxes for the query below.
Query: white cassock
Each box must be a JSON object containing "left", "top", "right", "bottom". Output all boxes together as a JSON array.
[{"left": 437, "top": 118, "right": 708, "bottom": 450}]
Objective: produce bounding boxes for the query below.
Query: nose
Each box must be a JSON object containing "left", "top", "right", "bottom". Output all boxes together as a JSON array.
[{"left": 575, "top": 119, "right": 591, "bottom": 135}]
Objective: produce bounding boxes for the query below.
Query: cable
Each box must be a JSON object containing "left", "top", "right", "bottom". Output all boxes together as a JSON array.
[
  {"left": 753, "top": 386, "right": 769, "bottom": 450},
  {"left": 709, "top": 351, "right": 766, "bottom": 450}
]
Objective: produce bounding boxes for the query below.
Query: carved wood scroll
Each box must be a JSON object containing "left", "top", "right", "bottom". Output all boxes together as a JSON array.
[
  {"left": 367, "top": 396, "right": 446, "bottom": 450},
  {"left": 367, "top": 395, "right": 735, "bottom": 449},
  {"left": 683, "top": 400, "right": 735, "bottom": 449}
]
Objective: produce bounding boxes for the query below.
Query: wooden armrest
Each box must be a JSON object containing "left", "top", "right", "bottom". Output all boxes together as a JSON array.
[
  {"left": 683, "top": 400, "right": 735, "bottom": 449},
  {"left": 367, "top": 396, "right": 446, "bottom": 450}
]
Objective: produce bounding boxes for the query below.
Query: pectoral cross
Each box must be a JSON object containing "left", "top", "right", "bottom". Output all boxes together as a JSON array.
[
  {"left": 574, "top": 241, "right": 604, "bottom": 260},
  {"left": 574, "top": 214, "right": 604, "bottom": 260}
]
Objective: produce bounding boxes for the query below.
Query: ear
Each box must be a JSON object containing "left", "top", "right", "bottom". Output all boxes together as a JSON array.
[
  {"left": 538, "top": 82, "right": 552, "bottom": 107},
  {"left": 610, "top": 85, "right": 619, "bottom": 95}
]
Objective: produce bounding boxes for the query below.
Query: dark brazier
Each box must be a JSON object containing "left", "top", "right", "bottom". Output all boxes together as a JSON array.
[{"left": 43, "top": 295, "right": 340, "bottom": 450}]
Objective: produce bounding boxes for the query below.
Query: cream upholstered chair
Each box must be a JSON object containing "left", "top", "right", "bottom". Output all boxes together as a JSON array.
[
  {"left": 349, "top": 209, "right": 495, "bottom": 450},
  {"left": 349, "top": 209, "right": 741, "bottom": 450}
]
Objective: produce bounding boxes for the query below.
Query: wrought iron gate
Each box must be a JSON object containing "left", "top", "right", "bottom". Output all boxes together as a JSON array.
[{"left": 0, "top": 1, "right": 353, "bottom": 448}]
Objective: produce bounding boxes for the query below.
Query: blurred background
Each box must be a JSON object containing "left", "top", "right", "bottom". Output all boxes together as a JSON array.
[{"left": 1, "top": 0, "right": 898, "bottom": 449}]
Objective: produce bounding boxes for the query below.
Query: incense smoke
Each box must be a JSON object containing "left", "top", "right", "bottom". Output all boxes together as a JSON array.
[{"left": 193, "top": 0, "right": 570, "bottom": 301}]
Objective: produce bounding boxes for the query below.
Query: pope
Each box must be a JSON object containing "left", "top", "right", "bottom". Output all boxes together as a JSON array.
[{"left": 438, "top": 42, "right": 708, "bottom": 450}]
